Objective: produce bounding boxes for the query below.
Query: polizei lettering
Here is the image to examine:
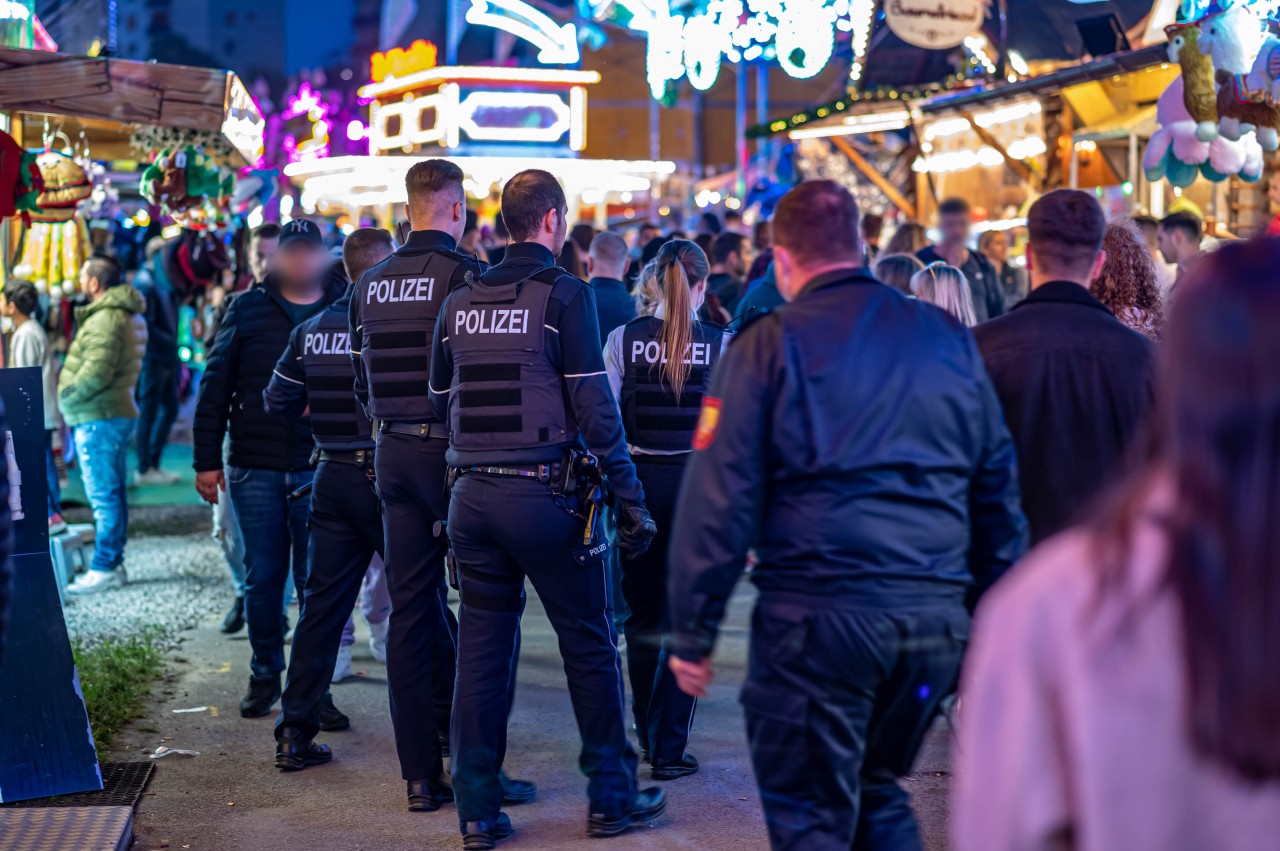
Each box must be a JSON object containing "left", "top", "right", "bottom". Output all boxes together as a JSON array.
[
  {"left": 455, "top": 308, "right": 530, "bottom": 335},
  {"left": 305, "top": 331, "right": 350, "bottom": 356},
  {"left": 631, "top": 340, "right": 712, "bottom": 366},
  {"left": 366, "top": 276, "right": 436, "bottom": 304}
]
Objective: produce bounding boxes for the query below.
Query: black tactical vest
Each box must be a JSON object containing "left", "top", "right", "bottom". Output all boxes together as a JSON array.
[
  {"left": 445, "top": 269, "right": 577, "bottom": 454},
  {"left": 620, "top": 315, "right": 724, "bottom": 451},
  {"left": 300, "top": 301, "right": 374, "bottom": 451},
  {"left": 357, "top": 248, "right": 466, "bottom": 422}
]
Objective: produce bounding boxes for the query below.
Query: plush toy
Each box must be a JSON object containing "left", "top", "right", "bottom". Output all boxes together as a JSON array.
[
  {"left": 1215, "top": 69, "right": 1280, "bottom": 148},
  {"left": 1198, "top": 3, "right": 1266, "bottom": 76},
  {"left": 141, "top": 145, "right": 236, "bottom": 230},
  {"left": 31, "top": 151, "right": 92, "bottom": 223},
  {"left": 1245, "top": 30, "right": 1280, "bottom": 102},
  {"left": 1144, "top": 72, "right": 1263, "bottom": 187},
  {"left": 1169, "top": 23, "right": 1220, "bottom": 141}
]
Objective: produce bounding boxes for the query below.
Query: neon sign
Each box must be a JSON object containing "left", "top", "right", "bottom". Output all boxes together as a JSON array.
[
  {"left": 282, "top": 81, "right": 331, "bottom": 164},
  {"left": 370, "top": 39, "right": 438, "bottom": 83},
  {"left": 466, "top": 0, "right": 579, "bottom": 65}
]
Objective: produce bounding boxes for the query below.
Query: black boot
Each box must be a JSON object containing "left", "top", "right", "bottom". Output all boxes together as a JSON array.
[
  {"left": 220, "top": 596, "right": 245, "bottom": 634},
  {"left": 239, "top": 676, "right": 281, "bottom": 718},
  {"left": 587, "top": 787, "right": 667, "bottom": 838},
  {"left": 406, "top": 777, "right": 454, "bottom": 812},
  {"left": 318, "top": 691, "right": 350, "bottom": 732},
  {"left": 500, "top": 771, "right": 537, "bottom": 805},
  {"left": 275, "top": 739, "right": 332, "bottom": 771},
  {"left": 462, "top": 813, "right": 514, "bottom": 850},
  {"left": 652, "top": 752, "right": 699, "bottom": 780}
]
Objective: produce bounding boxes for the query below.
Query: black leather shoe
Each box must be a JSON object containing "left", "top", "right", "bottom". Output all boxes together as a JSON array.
[
  {"left": 239, "top": 677, "right": 281, "bottom": 718},
  {"left": 587, "top": 787, "right": 667, "bottom": 838},
  {"left": 651, "top": 752, "right": 699, "bottom": 780},
  {"left": 438, "top": 732, "right": 451, "bottom": 758},
  {"left": 500, "top": 771, "right": 536, "bottom": 805},
  {"left": 220, "top": 596, "right": 245, "bottom": 634},
  {"left": 318, "top": 692, "right": 350, "bottom": 732},
  {"left": 462, "top": 813, "right": 513, "bottom": 850},
  {"left": 407, "top": 777, "right": 454, "bottom": 812},
  {"left": 275, "top": 739, "right": 332, "bottom": 771}
]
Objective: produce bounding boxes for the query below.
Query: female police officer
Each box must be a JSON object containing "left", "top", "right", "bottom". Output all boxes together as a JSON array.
[
  {"left": 428, "top": 169, "right": 661, "bottom": 849},
  {"left": 603, "top": 240, "right": 729, "bottom": 779}
]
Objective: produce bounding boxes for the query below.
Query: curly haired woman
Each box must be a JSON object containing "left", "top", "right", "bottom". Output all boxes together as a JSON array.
[{"left": 1091, "top": 219, "right": 1165, "bottom": 339}]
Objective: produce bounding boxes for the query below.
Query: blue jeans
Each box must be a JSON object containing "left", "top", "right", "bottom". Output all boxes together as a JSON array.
[
  {"left": 73, "top": 418, "right": 134, "bottom": 572},
  {"left": 228, "top": 465, "right": 313, "bottom": 681},
  {"left": 46, "top": 429, "right": 62, "bottom": 517}
]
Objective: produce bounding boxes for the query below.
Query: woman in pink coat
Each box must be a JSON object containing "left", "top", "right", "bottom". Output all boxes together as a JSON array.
[{"left": 954, "top": 238, "right": 1280, "bottom": 851}]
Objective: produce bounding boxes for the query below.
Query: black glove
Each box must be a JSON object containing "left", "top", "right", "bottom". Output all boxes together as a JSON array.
[{"left": 617, "top": 502, "right": 657, "bottom": 561}]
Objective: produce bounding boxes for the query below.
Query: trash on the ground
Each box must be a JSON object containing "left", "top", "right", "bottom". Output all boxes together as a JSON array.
[
  {"left": 150, "top": 746, "right": 200, "bottom": 759},
  {"left": 215, "top": 662, "right": 230, "bottom": 673},
  {"left": 161, "top": 737, "right": 173, "bottom": 742},
  {"left": 171, "top": 706, "right": 209, "bottom": 714},
  {"left": 226, "top": 802, "right": 234, "bottom": 807}
]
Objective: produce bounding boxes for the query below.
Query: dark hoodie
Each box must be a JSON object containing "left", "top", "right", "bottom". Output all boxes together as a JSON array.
[{"left": 193, "top": 269, "right": 344, "bottom": 472}]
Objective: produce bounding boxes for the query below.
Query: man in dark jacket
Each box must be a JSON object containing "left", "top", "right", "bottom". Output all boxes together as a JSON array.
[
  {"left": 586, "top": 230, "right": 636, "bottom": 346},
  {"left": 975, "top": 190, "right": 1156, "bottom": 544},
  {"left": 918, "top": 197, "right": 1006, "bottom": 323},
  {"left": 667, "top": 181, "right": 1027, "bottom": 851},
  {"left": 194, "top": 219, "right": 343, "bottom": 718},
  {"left": 133, "top": 237, "right": 182, "bottom": 486}
]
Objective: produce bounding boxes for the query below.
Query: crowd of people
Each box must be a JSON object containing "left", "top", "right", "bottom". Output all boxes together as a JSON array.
[{"left": 11, "top": 158, "right": 1280, "bottom": 851}]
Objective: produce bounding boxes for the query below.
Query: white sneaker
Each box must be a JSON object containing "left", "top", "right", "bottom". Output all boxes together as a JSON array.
[
  {"left": 67, "top": 567, "right": 127, "bottom": 595},
  {"left": 331, "top": 645, "right": 354, "bottom": 683},
  {"left": 133, "top": 468, "right": 180, "bottom": 487},
  {"left": 368, "top": 619, "right": 389, "bottom": 664}
]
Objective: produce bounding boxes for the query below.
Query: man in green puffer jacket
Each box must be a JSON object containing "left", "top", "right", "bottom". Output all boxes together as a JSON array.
[{"left": 60, "top": 256, "right": 148, "bottom": 594}]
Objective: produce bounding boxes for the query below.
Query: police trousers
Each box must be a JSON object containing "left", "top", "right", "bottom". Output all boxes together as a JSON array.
[
  {"left": 276, "top": 459, "right": 382, "bottom": 743},
  {"left": 622, "top": 455, "right": 696, "bottom": 762},
  {"left": 375, "top": 432, "right": 459, "bottom": 781},
  {"left": 741, "top": 595, "right": 968, "bottom": 851},
  {"left": 448, "top": 473, "right": 637, "bottom": 824}
]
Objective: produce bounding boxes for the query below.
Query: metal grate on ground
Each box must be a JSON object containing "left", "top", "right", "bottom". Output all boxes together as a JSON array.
[
  {"left": 0, "top": 806, "right": 133, "bottom": 851},
  {"left": 1, "top": 762, "right": 153, "bottom": 809}
]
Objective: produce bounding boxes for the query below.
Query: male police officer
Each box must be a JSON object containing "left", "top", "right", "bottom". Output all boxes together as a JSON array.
[
  {"left": 265, "top": 228, "right": 393, "bottom": 770},
  {"left": 668, "top": 181, "right": 1028, "bottom": 851},
  {"left": 429, "top": 169, "right": 662, "bottom": 849},
  {"left": 349, "top": 160, "right": 533, "bottom": 813}
]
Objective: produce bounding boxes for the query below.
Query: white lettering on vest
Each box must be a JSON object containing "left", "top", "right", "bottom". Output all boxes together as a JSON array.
[
  {"left": 454, "top": 309, "right": 530, "bottom": 335},
  {"left": 366, "top": 277, "right": 436, "bottom": 304},
  {"left": 630, "top": 340, "right": 712, "bottom": 366},
  {"left": 305, "top": 331, "right": 350, "bottom": 356}
]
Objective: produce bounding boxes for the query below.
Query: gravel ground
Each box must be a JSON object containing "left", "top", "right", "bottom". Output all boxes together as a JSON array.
[{"left": 61, "top": 505, "right": 238, "bottom": 652}]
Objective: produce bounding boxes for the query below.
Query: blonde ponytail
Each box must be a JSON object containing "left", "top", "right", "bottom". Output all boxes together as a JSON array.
[{"left": 651, "top": 239, "right": 710, "bottom": 400}]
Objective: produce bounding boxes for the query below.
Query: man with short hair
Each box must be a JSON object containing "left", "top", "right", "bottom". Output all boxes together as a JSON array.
[
  {"left": 708, "top": 231, "right": 751, "bottom": 317},
  {"left": 1133, "top": 214, "right": 1176, "bottom": 298},
  {"left": 349, "top": 159, "right": 534, "bottom": 815},
  {"left": 668, "top": 179, "right": 1026, "bottom": 850},
  {"left": 267, "top": 227, "right": 396, "bottom": 770},
  {"left": 976, "top": 189, "right": 1155, "bottom": 544},
  {"left": 917, "top": 197, "right": 1006, "bottom": 322},
  {"left": 249, "top": 222, "right": 282, "bottom": 283},
  {"left": 194, "top": 219, "right": 344, "bottom": 717},
  {"left": 587, "top": 231, "right": 636, "bottom": 347},
  {"left": 61, "top": 257, "right": 148, "bottom": 594},
  {"left": 430, "top": 168, "right": 663, "bottom": 847},
  {"left": 861, "top": 212, "right": 884, "bottom": 264},
  {"left": 1157, "top": 210, "right": 1204, "bottom": 288}
]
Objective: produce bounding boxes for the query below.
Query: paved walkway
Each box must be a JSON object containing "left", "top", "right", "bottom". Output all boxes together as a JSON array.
[{"left": 112, "top": 575, "right": 951, "bottom": 851}]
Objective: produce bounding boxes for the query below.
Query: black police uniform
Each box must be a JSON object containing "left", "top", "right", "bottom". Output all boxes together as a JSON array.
[
  {"left": 429, "top": 243, "right": 657, "bottom": 832},
  {"left": 265, "top": 293, "right": 381, "bottom": 757},
  {"left": 348, "top": 229, "right": 472, "bottom": 788},
  {"left": 668, "top": 268, "right": 1028, "bottom": 851},
  {"left": 616, "top": 314, "right": 725, "bottom": 767}
]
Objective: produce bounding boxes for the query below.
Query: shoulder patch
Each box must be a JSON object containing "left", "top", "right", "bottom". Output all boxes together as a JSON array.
[{"left": 692, "top": 397, "right": 722, "bottom": 451}]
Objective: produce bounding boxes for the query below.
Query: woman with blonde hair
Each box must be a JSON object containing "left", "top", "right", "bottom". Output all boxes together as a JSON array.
[
  {"left": 604, "top": 239, "right": 730, "bottom": 780},
  {"left": 911, "top": 262, "right": 977, "bottom": 326}
]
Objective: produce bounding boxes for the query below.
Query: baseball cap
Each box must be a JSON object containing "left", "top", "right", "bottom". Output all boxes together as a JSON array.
[{"left": 279, "top": 218, "right": 324, "bottom": 250}]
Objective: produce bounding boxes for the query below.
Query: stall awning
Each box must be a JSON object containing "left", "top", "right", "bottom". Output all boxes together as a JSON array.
[
  {"left": 1072, "top": 105, "right": 1159, "bottom": 143},
  {"left": 0, "top": 48, "right": 264, "bottom": 164}
]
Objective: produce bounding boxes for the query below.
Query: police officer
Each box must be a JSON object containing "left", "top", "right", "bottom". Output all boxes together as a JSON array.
[
  {"left": 349, "top": 160, "right": 533, "bottom": 813},
  {"left": 429, "top": 170, "right": 663, "bottom": 849},
  {"left": 667, "top": 181, "right": 1028, "bottom": 851},
  {"left": 603, "top": 238, "right": 729, "bottom": 779},
  {"left": 264, "top": 228, "right": 391, "bottom": 769}
]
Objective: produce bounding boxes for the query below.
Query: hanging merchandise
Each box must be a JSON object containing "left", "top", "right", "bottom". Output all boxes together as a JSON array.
[
  {"left": 0, "top": 131, "right": 42, "bottom": 222},
  {"left": 1144, "top": 4, "right": 1270, "bottom": 188},
  {"left": 140, "top": 145, "right": 235, "bottom": 230},
  {"left": 31, "top": 150, "right": 92, "bottom": 223},
  {"left": 14, "top": 217, "right": 91, "bottom": 293}
]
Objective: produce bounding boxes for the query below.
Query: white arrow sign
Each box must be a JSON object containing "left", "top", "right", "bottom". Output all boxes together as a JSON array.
[{"left": 467, "top": 0, "right": 580, "bottom": 65}]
